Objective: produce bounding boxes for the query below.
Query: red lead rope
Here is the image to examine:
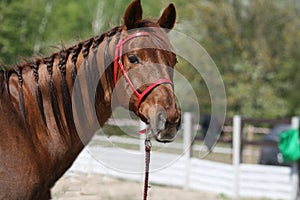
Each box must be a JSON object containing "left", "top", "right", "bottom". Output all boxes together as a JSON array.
[
  {"left": 143, "top": 138, "right": 152, "bottom": 200},
  {"left": 113, "top": 31, "right": 171, "bottom": 199}
]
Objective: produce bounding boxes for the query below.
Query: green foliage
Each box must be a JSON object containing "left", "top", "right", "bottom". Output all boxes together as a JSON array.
[
  {"left": 0, "top": 0, "right": 45, "bottom": 64},
  {"left": 178, "top": 0, "right": 300, "bottom": 118},
  {"left": 0, "top": 0, "right": 101, "bottom": 64},
  {"left": 0, "top": 0, "right": 299, "bottom": 118}
]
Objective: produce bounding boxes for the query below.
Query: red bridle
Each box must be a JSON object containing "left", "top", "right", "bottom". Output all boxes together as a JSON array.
[{"left": 113, "top": 31, "right": 173, "bottom": 113}]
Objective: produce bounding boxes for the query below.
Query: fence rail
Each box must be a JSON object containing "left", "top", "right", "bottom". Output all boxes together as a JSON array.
[
  {"left": 69, "top": 147, "right": 295, "bottom": 200},
  {"left": 67, "top": 114, "right": 299, "bottom": 200}
]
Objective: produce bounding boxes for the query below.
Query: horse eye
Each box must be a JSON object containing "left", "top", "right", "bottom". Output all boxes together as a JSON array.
[{"left": 128, "top": 54, "right": 139, "bottom": 64}]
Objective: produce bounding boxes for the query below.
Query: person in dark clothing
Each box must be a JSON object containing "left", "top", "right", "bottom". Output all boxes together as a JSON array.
[{"left": 200, "top": 114, "right": 223, "bottom": 151}]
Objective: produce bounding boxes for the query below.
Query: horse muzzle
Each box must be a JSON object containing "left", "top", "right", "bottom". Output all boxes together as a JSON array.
[
  {"left": 148, "top": 109, "right": 180, "bottom": 143},
  {"left": 139, "top": 95, "right": 181, "bottom": 143}
]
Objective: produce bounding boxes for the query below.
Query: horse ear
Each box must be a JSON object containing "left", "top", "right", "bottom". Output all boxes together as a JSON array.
[
  {"left": 157, "top": 3, "right": 176, "bottom": 32},
  {"left": 124, "top": 0, "right": 143, "bottom": 30}
]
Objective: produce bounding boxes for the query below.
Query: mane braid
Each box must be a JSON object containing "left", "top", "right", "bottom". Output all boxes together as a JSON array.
[
  {"left": 82, "top": 38, "right": 94, "bottom": 95},
  {"left": 93, "top": 26, "right": 122, "bottom": 104},
  {"left": 71, "top": 44, "right": 82, "bottom": 85},
  {"left": 15, "top": 67, "right": 26, "bottom": 124},
  {"left": 58, "top": 50, "right": 76, "bottom": 135},
  {"left": 69, "top": 41, "right": 90, "bottom": 137},
  {"left": 92, "top": 34, "right": 105, "bottom": 50},
  {"left": 94, "top": 35, "right": 110, "bottom": 104},
  {"left": 0, "top": 26, "right": 123, "bottom": 137},
  {"left": 32, "top": 61, "right": 47, "bottom": 127},
  {"left": 45, "top": 55, "right": 68, "bottom": 137},
  {"left": 103, "top": 35, "right": 115, "bottom": 99},
  {"left": 91, "top": 40, "right": 101, "bottom": 102},
  {"left": 104, "top": 27, "right": 121, "bottom": 89},
  {"left": 77, "top": 38, "right": 97, "bottom": 132}
]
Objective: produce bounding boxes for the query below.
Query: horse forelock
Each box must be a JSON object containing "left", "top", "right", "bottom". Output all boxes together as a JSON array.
[{"left": 129, "top": 20, "right": 175, "bottom": 53}]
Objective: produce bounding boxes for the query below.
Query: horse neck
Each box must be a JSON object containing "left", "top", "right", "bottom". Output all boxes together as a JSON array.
[
  {"left": 2, "top": 31, "right": 118, "bottom": 163},
  {"left": 70, "top": 34, "right": 118, "bottom": 144},
  {"left": 0, "top": 29, "right": 121, "bottom": 191}
]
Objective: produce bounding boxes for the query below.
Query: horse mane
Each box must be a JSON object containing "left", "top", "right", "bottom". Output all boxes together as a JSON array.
[
  {"left": 0, "top": 19, "right": 168, "bottom": 132},
  {"left": 0, "top": 25, "right": 123, "bottom": 132},
  {"left": 0, "top": 26, "right": 123, "bottom": 74},
  {"left": 0, "top": 19, "right": 175, "bottom": 99},
  {"left": 0, "top": 19, "right": 168, "bottom": 76},
  {"left": 0, "top": 26, "right": 122, "bottom": 100}
]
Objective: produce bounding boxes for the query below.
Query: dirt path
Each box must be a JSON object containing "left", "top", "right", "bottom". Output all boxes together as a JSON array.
[{"left": 51, "top": 172, "right": 220, "bottom": 200}]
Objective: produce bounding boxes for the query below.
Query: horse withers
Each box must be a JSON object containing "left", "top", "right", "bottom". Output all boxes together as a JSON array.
[{"left": 0, "top": 0, "right": 180, "bottom": 199}]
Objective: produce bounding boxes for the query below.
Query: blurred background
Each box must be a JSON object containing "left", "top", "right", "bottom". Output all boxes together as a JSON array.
[
  {"left": 1, "top": 1, "right": 300, "bottom": 199},
  {"left": 1, "top": 0, "right": 299, "bottom": 118}
]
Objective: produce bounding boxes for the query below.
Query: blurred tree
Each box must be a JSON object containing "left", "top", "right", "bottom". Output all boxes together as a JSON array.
[
  {"left": 0, "top": 0, "right": 299, "bottom": 118},
  {"left": 0, "top": 0, "right": 100, "bottom": 64},
  {"left": 96, "top": 0, "right": 164, "bottom": 32},
  {"left": 0, "top": 0, "right": 45, "bottom": 64},
  {"left": 0, "top": 0, "right": 166, "bottom": 64},
  {"left": 182, "top": 0, "right": 300, "bottom": 118}
]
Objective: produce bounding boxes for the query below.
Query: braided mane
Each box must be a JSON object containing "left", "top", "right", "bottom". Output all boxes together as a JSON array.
[{"left": 0, "top": 26, "right": 122, "bottom": 131}]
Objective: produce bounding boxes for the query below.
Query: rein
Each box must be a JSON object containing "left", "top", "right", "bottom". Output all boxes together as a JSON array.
[
  {"left": 113, "top": 31, "right": 173, "bottom": 114},
  {"left": 143, "top": 134, "right": 152, "bottom": 200},
  {"left": 113, "top": 31, "right": 174, "bottom": 199}
]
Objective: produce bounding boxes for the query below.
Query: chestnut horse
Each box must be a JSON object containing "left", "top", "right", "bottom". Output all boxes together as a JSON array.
[{"left": 0, "top": 0, "right": 181, "bottom": 199}]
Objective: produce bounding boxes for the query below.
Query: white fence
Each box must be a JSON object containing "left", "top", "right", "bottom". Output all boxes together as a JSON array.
[{"left": 67, "top": 114, "right": 299, "bottom": 200}]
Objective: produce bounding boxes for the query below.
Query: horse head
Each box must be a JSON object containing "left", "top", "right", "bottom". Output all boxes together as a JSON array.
[{"left": 113, "top": 0, "right": 181, "bottom": 143}]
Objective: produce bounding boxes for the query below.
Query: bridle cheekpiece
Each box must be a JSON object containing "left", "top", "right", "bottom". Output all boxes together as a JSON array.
[{"left": 113, "top": 31, "right": 173, "bottom": 114}]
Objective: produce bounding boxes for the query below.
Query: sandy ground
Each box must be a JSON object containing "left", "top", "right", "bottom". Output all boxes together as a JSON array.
[{"left": 51, "top": 172, "right": 221, "bottom": 200}]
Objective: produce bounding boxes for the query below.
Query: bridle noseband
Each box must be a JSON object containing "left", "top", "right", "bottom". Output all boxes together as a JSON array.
[{"left": 113, "top": 31, "right": 173, "bottom": 114}]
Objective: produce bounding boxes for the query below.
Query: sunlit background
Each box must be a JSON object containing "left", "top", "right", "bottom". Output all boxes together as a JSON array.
[
  {"left": 1, "top": 1, "right": 300, "bottom": 199},
  {"left": 1, "top": 0, "right": 299, "bottom": 118}
]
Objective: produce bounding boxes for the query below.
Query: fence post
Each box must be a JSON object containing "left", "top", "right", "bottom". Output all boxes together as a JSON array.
[
  {"left": 291, "top": 116, "right": 299, "bottom": 130},
  {"left": 246, "top": 125, "right": 254, "bottom": 163},
  {"left": 233, "top": 115, "right": 242, "bottom": 199},
  {"left": 183, "top": 112, "right": 192, "bottom": 190},
  {"left": 291, "top": 116, "right": 299, "bottom": 200}
]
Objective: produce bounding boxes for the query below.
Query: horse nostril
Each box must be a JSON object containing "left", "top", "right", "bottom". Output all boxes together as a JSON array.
[
  {"left": 156, "top": 111, "right": 166, "bottom": 131},
  {"left": 176, "top": 116, "right": 181, "bottom": 131}
]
